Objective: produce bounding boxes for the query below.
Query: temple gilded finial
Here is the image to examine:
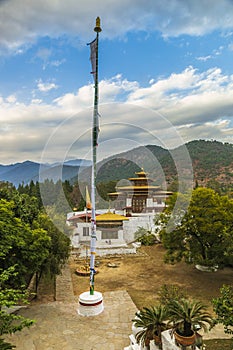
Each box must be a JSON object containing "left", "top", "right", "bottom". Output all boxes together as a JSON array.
[{"left": 94, "top": 17, "right": 102, "bottom": 32}]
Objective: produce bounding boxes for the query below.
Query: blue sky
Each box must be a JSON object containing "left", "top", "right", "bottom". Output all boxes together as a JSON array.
[{"left": 0, "top": 0, "right": 233, "bottom": 164}]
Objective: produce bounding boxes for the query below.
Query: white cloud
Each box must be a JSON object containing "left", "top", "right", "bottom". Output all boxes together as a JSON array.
[
  {"left": 37, "top": 80, "right": 58, "bottom": 92},
  {"left": 50, "top": 59, "right": 66, "bottom": 67},
  {"left": 99, "top": 75, "right": 139, "bottom": 102},
  {"left": 54, "top": 85, "right": 93, "bottom": 112},
  {"left": 6, "top": 95, "right": 17, "bottom": 103},
  {"left": 0, "top": 65, "right": 233, "bottom": 163},
  {"left": 213, "top": 46, "right": 224, "bottom": 56},
  {"left": 31, "top": 99, "right": 42, "bottom": 104},
  {"left": 196, "top": 55, "right": 212, "bottom": 61},
  {"left": 1, "top": 0, "right": 233, "bottom": 52},
  {"left": 126, "top": 67, "right": 233, "bottom": 126},
  {"left": 54, "top": 75, "right": 138, "bottom": 110},
  {"left": 177, "top": 119, "right": 233, "bottom": 144}
]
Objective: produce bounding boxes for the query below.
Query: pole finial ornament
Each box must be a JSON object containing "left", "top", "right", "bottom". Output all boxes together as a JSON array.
[{"left": 94, "top": 17, "right": 102, "bottom": 32}]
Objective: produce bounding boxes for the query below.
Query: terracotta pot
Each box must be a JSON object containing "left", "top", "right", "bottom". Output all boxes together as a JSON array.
[
  {"left": 154, "top": 333, "right": 162, "bottom": 345},
  {"left": 174, "top": 330, "right": 196, "bottom": 346}
]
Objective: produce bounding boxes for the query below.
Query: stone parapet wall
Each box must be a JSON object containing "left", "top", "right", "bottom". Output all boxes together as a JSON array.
[{"left": 93, "top": 246, "right": 137, "bottom": 257}]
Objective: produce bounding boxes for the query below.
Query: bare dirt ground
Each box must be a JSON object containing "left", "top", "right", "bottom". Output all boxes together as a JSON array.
[{"left": 70, "top": 244, "right": 233, "bottom": 310}]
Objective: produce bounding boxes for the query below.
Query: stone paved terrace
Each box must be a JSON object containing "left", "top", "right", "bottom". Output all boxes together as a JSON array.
[
  {"left": 5, "top": 265, "right": 138, "bottom": 350},
  {"left": 5, "top": 265, "right": 231, "bottom": 350}
]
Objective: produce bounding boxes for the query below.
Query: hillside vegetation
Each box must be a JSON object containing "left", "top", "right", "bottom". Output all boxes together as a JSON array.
[
  {"left": 79, "top": 140, "right": 233, "bottom": 195},
  {"left": 185, "top": 140, "right": 233, "bottom": 185}
]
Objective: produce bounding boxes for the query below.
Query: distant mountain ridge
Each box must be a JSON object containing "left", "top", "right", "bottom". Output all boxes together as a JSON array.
[
  {"left": 0, "top": 159, "right": 91, "bottom": 186},
  {"left": 1, "top": 140, "right": 233, "bottom": 191},
  {"left": 77, "top": 140, "right": 233, "bottom": 192}
]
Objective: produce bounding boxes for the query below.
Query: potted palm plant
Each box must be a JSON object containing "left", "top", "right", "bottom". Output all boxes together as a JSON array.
[
  {"left": 132, "top": 305, "right": 169, "bottom": 349},
  {"left": 167, "top": 298, "right": 213, "bottom": 347}
]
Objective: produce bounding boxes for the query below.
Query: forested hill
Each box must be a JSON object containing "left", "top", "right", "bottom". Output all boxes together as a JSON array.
[
  {"left": 0, "top": 140, "right": 232, "bottom": 193},
  {"left": 182, "top": 140, "right": 233, "bottom": 184},
  {"left": 80, "top": 140, "right": 233, "bottom": 192}
]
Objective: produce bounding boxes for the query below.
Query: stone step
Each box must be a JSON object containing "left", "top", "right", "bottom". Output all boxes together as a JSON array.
[{"left": 55, "top": 264, "right": 76, "bottom": 302}]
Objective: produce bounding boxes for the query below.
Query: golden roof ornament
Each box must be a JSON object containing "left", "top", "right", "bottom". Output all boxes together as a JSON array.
[{"left": 94, "top": 17, "right": 102, "bottom": 32}]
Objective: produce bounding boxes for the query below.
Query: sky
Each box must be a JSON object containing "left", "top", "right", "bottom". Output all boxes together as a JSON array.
[{"left": 1, "top": 0, "right": 233, "bottom": 165}]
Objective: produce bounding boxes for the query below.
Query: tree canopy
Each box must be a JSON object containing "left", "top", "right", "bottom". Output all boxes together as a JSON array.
[
  {"left": 212, "top": 284, "right": 233, "bottom": 335},
  {"left": 0, "top": 182, "right": 71, "bottom": 346},
  {"left": 0, "top": 182, "right": 71, "bottom": 288},
  {"left": 0, "top": 267, "right": 34, "bottom": 343},
  {"left": 157, "top": 187, "right": 233, "bottom": 268},
  {"left": 0, "top": 198, "right": 51, "bottom": 287}
]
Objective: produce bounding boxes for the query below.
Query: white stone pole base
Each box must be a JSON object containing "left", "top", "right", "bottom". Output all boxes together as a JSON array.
[{"left": 77, "top": 291, "right": 104, "bottom": 316}]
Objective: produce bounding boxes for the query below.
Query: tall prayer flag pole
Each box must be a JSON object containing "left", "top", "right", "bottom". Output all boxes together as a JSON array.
[
  {"left": 78, "top": 17, "right": 104, "bottom": 316},
  {"left": 89, "top": 16, "right": 101, "bottom": 295}
]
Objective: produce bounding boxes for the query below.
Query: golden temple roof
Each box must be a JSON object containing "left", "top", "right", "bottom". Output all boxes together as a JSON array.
[
  {"left": 135, "top": 168, "right": 148, "bottom": 176},
  {"left": 117, "top": 185, "right": 160, "bottom": 190},
  {"left": 108, "top": 192, "right": 121, "bottom": 195},
  {"left": 127, "top": 178, "right": 152, "bottom": 182},
  {"left": 96, "top": 211, "right": 129, "bottom": 221}
]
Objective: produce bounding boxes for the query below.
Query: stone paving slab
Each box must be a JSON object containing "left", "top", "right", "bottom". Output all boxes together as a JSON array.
[{"left": 5, "top": 290, "right": 138, "bottom": 350}]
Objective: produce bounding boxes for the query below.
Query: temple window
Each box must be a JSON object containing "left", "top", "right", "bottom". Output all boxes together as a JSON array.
[
  {"left": 102, "top": 230, "right": 118, "bottom": 240},
  {"left": 83, "top": 227, "right": 90, "bottom": 236}
]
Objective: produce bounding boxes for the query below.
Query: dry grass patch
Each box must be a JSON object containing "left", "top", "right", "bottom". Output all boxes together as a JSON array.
[{"left": 70, "top": 244, "right": 233, "bottom": 309}]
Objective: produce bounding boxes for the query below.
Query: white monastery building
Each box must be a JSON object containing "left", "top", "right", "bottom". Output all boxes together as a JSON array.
[{"left": 67, "top": 169, "right": 172, "bottom": 256}]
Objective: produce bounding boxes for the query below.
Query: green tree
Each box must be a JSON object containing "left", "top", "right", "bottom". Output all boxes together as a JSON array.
[
  {"left": 1, "top": 182, "right": 41, "bottom": 227},
  {"left": 134, "top": 227, "right": 157, "bottom": 246},
  {"left": 212, "top": 284, "right": 233, "bottom": 335},
  {"left": 39, "top": 179, "right": 57, "bottom": 207},
  {"left": 18, "top": 181, "right": 43, "bottom": 209},
  {"left": 0, "top": 183, "right": 16, "bottom": 201},
  {"left": 68, "top": 181, "right": 84, "bottom": 210},
  {"left": 0, "top": 185, "right": 70, "bottom": 300},
  {"left": 61, "top": 180, "right": 74, "bottom": 211},
  {"left": 45, "top": 206, "right": 73, "bottom": 238},
  {"left": 34, "top": 213, "right": 70, "bottom": 277},
  {"left": 13, "top": 193, "right": 40, "bottom": 226},
  {"left": 0, "top": 198, "right": 51, "bottom": 288},
  {"left": 158, "top": 188, "right": 233, "bottom": 267},
  {"left": 96, "top": 180, "right": 117, "bottom": 201},
  {"left": 0, "top": 267, "right": 34, "bottom": 349},
  {"left": 158, "top": 284, "right": 187, "bottom": 306}
]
